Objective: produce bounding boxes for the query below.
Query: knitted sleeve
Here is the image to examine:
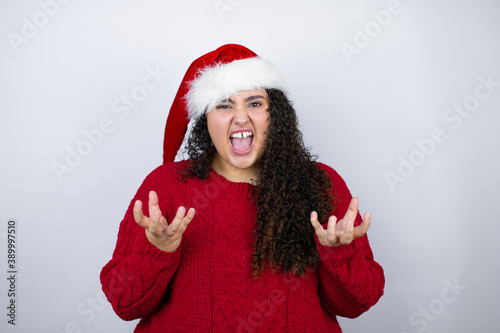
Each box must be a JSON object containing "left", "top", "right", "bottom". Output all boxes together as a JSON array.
[
  {"left": 100, "top": 166, "right": 182, "bottom": 321},
  {"left": 315, "top": 163, "right": 385, "bottom": 319}
]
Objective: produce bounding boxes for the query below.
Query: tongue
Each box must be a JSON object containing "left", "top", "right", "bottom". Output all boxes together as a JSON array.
[{"left": 231, "top": 137, "right": 252, "bottom": 151}]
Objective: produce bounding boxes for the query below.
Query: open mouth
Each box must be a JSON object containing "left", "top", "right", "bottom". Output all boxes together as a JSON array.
[{"left": 230, "top": 131, "right": 254, "bottom": 153}]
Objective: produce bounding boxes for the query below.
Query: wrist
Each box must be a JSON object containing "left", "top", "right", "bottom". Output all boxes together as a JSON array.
[{"left": 146, "top": 232, "right": 180, "bottom": 253}]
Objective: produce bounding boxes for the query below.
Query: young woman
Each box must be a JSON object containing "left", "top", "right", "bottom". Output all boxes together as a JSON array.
[{"left": 100, "top": 44, "right": 385, "bottom": 332}]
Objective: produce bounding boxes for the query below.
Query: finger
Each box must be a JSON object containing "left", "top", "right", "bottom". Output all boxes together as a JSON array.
[
  {"left": 185, "top": 207, "right": 196, "bottom": 221},
  {"left": 340, "top": 219, "right": 355, "bottom": 244},
  {"left": 354, "top": 212, "right": 371, "bottom": 239},
  {"left": 325, "top": 215, "right": 338, "bottom": 244},
  {"left": 167, "top": 206, "right": 187, "bottom": 235},
  {"left": 175, "top": 208, "right": 196, "bottom": 235},
  {"left": 310, "top": 211, "right": 325, "bottom": 237},
  {"left": 343, "top": 197, "right": 359, "bottom": 225},
  {"left": 148, "top": 210, "right": 165, "bottom": 236},
  {"left": 133, "top": 200, "right": 148, "bottom": 227},
  {"left": 148, "top": 191, "right": 160, "bottom": 217}
]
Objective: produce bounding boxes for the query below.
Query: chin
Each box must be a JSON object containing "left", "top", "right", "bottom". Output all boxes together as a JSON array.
[{"left": 229, "top": 158, "right": 257, "bottom": 170}]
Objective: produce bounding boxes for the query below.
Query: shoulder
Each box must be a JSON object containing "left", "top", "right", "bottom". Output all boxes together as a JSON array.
[
  {"left": 315, "top": 161, "right": 348, "bottom": 189},
  {"left": 142, "top": 160, "right": 189, "bottom": 185},
  {"left": 315, "top": 162, "right": 355, "bottom": 216}
]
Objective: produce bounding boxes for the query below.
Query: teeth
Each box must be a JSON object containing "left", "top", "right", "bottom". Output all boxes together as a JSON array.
[{"left": 231, "top": 131, "right": 252, "bottom": 138}]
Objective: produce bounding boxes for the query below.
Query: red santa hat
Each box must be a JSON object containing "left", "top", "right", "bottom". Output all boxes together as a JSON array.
[{"left": 163, "top": 44, "right": 287, "bottom": 164}]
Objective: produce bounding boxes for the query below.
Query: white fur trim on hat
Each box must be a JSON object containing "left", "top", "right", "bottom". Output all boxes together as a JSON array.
[{"left": 186, "top": 57, "right": 287, "bottom": 120}]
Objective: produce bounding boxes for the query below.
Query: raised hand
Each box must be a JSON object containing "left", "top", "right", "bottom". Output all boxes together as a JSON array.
[
  {"left": 310, "top": 197, "right": 371, "bottom": 247},
  {"left": 133, "top": 190, "right": 195, "bottom": 252}
]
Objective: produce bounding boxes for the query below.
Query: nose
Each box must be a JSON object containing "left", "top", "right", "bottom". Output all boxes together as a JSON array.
[{"left": 232, "top": 105, "right": 249, "bottom": 125}]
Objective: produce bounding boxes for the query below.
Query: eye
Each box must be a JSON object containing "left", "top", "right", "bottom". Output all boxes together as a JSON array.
[
  {"left": 248, "top": 101, "right": 262, "bottom": 108},
  {"left": 216, "top": 104, "right": 231, "bottom": 110}
]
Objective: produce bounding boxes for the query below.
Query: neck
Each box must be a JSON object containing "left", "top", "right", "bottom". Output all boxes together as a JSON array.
[{"left": 211, "top": 154, "right": 259, "bottom": 184}]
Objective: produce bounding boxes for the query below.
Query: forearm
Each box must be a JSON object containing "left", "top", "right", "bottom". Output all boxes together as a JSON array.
[
  {"left": 316, "top": 235, "right": 385, "bottom": 318},
  {"left": 101, "top": 220, "right": 182, "bottom": 320}
]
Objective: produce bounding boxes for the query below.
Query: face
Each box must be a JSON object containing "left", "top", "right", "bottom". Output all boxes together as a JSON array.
[{"left": 207, "top": 89, "right": 270, "bottom": 179}]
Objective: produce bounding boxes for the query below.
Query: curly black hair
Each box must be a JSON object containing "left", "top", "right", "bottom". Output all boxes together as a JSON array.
[{"left": 181, "top": 89, "right": 334, "bottom": 276}]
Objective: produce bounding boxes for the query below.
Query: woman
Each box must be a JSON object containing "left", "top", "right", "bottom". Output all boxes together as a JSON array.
[{"left": 100, "top": 44, "right": 385, "bottom": 332}]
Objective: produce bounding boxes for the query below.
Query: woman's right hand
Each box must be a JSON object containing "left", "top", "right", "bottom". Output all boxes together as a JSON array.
[{"left": 133, "top": 190, "right": 195, "bottom": 252}]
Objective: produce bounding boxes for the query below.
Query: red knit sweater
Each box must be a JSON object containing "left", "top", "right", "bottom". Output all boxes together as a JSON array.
[{"left": 100, "top": 161, "right": 384, "bottom": 332}]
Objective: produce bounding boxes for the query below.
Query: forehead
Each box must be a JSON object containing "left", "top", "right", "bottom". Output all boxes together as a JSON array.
[{"left": 225, "top": 88, "right": 268, "bottom": 101}]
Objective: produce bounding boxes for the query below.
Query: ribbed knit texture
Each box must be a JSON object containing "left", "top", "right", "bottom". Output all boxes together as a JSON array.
[{"left": 100, "top": 161, "right": 385, "bottom": 332}]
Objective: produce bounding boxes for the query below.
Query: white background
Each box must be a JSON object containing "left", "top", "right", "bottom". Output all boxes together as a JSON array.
[{"left": 1, "top": 0, "right": 499, "bottom": 332}]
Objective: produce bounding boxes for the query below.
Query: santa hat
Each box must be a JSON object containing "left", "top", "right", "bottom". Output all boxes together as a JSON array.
[{"left": 163, "top": 44, "right": 287, "bottom": 164}]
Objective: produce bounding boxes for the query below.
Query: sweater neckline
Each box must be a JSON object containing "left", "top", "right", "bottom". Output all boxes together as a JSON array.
[{"left": 208, "top": 167, "right": 255, "bottom": 191}]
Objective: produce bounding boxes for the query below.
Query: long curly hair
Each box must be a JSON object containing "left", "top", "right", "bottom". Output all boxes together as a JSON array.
[{"left": 181, "top": 89, "right": 334, "bottom": 276}]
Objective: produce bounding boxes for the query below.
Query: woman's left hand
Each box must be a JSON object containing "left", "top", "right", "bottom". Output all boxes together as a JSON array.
[{"left": 310, "top": 197, "right": 371, "bottom": 247}]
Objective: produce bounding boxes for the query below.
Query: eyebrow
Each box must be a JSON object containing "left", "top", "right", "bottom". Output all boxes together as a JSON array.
[{"left": 219, "top": 95, "right": 266, "bottom": 104}]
